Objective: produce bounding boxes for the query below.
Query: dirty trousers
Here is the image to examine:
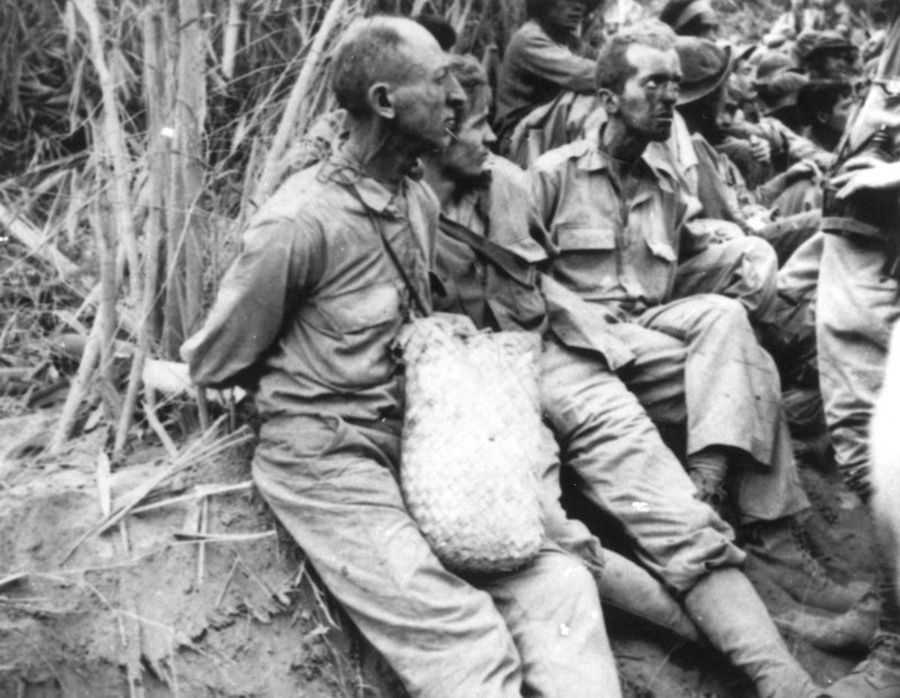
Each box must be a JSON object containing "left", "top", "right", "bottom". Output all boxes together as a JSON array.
[
  {"left": 817, "top": 233, "right": 900, "bottom": 495},
  {"left": 540, "top": 337, "right": 745, "bottom": 594},
  {"left": 252, "top": 414, "right": 620, "bottom": 698},
  {"left": 611, "top": 293, "right": 809, "bottom": 523}
]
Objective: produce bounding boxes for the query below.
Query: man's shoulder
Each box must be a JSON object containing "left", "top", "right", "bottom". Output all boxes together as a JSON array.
[
  {"left": 487, "top": 155, "right": 528, "bottom": 190},
  {"left": 532, "top": 139, "right": 594, "bottom": 174},
  {"left": 506, "top": 20, "right": 550, "bottom": 56},
  {"left": 256, "top": 165, "right": 338, "bottom": 223}
]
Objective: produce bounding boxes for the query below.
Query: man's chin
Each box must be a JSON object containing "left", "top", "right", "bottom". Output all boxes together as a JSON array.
[{"left": 650, "top": 123, "right": 673, "bottom": 142}]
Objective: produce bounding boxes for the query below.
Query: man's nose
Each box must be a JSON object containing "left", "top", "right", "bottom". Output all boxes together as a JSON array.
[
  {"left": 446, "top": 74, "right": 466, "bottom": 110},
  {"left": 484, "top": 124, "right": 498, "bottom": 147}
]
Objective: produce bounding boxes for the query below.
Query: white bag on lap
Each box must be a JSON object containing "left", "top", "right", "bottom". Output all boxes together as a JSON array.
[{"left": 399, "top": 314, "right": 545, "bottom": 574}]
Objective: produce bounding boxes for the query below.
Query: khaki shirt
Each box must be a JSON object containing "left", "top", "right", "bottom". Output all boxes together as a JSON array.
[
  {"left": 495, "top": 20, "right": 595, "bottom": 138},
  {"left": 434, "top": 156, "right": 636, "bottom": 369},
  {"left": 531, "top": 139, "right": 691, "bottom": 316},
  {"left": 181, "top": 150, "right": 436, "bottom": 423}
]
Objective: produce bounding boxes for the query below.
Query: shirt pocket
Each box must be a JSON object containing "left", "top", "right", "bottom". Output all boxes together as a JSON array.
[
  {"left": 554, "top": 224, "right": 616, "bottom": 252},
  {"left": 315, "top": 282, "right": 402, "bottom": 335}
]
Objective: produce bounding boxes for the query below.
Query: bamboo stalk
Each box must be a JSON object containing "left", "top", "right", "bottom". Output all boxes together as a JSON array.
[
  {"left": 72, "top": 0, "right": 141, "bottom": 306},
  {"left": 112, "top": 5, "right": 168, "bottom": 460},
  {"left": 49, "top": 313, "right": 102, "bottom": 454},
  {"left": 253, "top": 0, "right": 349, "bottom": 203},
  {"left": 221, "top": 0, "right": 242, "bottom": 80},
  {"left": 89, "top": 197, "right": 120, "bottom": 422},
  {"left": 177, "top": 0, "right": 207, "bottom": 339}
]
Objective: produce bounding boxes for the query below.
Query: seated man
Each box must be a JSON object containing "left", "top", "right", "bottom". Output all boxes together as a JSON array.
[
  {"left": 531, "top": 21, "right": 868, "bottom": 617},
  {"left": 797, "top": 78, "right": 858, "bottom": 152},
  {"left": 494, "top": 0, "right": 598, "bottom": 153},
  {"left": 181, "top": 17, "right": 618, "bottom": 697},
  {"left": 676, "top": 37, "right": 826, "bottom": 261},
  {"left": 423, "top": 52, "right": 821, "bottom": 698},
  {"left": 796, "top": 29, "right": 860, "bottom": 82}
]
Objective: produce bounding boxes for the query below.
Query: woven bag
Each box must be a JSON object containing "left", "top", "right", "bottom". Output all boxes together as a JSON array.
[{"left": 399, "top": 314, "right": 546, "bottom": 574}]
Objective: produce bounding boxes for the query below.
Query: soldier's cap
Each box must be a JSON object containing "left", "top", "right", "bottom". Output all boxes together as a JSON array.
[
  {"left": 795, "top": 30, "right": 857, "bottom": 62},
  {"left": 754, "top": 50, "right": 800, "bottom": 83},
  {"left": 660, "top": 0, "right": 717, "bottom": 34},
  {"left": 675, "top": 37, "right": 733, "bottom": 105}
]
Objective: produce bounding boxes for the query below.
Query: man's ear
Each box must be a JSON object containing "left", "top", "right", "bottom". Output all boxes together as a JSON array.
[
  {"left": 598, "top": 88, "right": 619, "bottom": 115},
  {"left": 367, "top": 82, "right": 395, "bottom": 120},
  {"left": 816, "top": 109, "right": 830, "bottom": 126}
]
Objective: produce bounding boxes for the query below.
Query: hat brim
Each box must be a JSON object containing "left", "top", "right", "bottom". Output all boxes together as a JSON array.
[{"left": 677, "top": 44, "right": 734, "bottom": 106}]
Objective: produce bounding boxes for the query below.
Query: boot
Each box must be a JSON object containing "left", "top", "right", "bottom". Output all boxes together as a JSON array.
[
  {"left": 822, "top": 632, "right": 900, "bottom": 697},
  {"left": 684, "top": 567, "right": 821, "bottom": 698},
  {"left": 774, "top": 594, "right": 880, "bottom": 652},
  {"left": 596, "top": 549, "right": 703, "bottom": 644},
  {"left": 742, "top": 516, "right": 872, "bottom": 612}
]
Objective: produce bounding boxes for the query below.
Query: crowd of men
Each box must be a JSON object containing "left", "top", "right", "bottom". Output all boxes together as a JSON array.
[{"left": 182, "top": 0, "right": 900, "bottom": 696}]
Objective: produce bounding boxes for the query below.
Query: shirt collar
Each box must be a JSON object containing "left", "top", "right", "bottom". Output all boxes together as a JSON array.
[
  {"left": 576, "top": 133, "right": 680, "bottom": 188},
  {"left": 324, "top": 147, "right": 411, "bottom": 216}
]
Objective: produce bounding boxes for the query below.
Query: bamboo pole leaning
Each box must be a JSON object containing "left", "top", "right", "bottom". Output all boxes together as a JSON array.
[
  {"left": 253, "top": 0, "right": 349, "bottom": 203},
  {"left": 72, "top": 0, "right": 142, "bottom": 308}
]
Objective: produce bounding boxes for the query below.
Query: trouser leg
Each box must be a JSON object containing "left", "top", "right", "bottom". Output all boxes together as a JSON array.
[
  {"left": 539, "top": 339, "right": 744, "bottom": 594},
  {"left": 480, "top": 545, "right": 622, "bottom": 698},
  {"left": 673, "top": 236, "right": 779, "bottom": 326},
  {"left": 684, "top": 568, "right": 820, "bottom": 698},
  {"left": 636, "top": 295, "right": 809, "bottom": 522},
  {"left": 535, "top": 421, "right": 702, "bottom": 642},
  {"left": 252, "top": 415, "right": 522, "bottom": 698},
  {"left": 817, "top": 234, "right": 900, "bottom": 497}
]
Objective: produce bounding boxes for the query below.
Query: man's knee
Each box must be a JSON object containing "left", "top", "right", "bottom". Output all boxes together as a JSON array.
[
  {"left": 692, "top": 293, "right": 754, "bottom": 332},
  {"left": 541, "top": 551, "right": 602, "bottom": 615}
]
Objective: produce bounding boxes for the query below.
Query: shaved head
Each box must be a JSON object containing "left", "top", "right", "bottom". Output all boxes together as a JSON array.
[{"left": 331, "top": 16, "right": 442, "bottom": 117}]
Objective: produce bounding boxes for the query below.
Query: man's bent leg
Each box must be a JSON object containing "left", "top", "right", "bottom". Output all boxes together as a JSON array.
[
  {"left": 636, "top": 294, "right": 809, "bottom": 522},
  {"left": 673, "top": 236, "right": 779, "bottom": 326},
  {"left": 481, "top": 546, "right": 622, "bottom": 698},
  {"left": 252, "top": 415, "right": 522, "bottom": 698},
  {"left": 540, "top": 339, "right": 744, "bottom": 594},
  {"left": 535, "top": 423, "right": 702, "bottom": 643}
]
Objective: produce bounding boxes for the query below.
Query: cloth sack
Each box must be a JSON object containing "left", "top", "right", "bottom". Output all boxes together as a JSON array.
[{"left": 399, "top": 314, "right": 545, "bottom": 574}]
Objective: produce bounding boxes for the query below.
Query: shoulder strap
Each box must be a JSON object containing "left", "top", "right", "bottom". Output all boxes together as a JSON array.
[
  {"left": 438, "top": 214, "right": 536, "bottom": 286},
  {"left": 350, "top": 184, "right": 430, "bottom": 318}
]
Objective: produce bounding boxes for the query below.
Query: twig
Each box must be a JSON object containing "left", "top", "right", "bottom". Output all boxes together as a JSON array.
[
  {"left": 0, "top": 201, "right": 82, "bottom": 284},
  {"left": 129, "top": 480, "right": 253, "bottom": 515},
  {"left": 174, "top": 530, "right": 276, "bottom": 544},
  {"left": 143, "top": 397, "right": 179, "bottom": 458},
  {"left": 96, "top": 451, "right": 112, "bottom": 518},
  {"left": 196, "top": 495, "right": 208, "bottom": 587},
  {"left": 215, "top": 555, "right": 241, "bottom": 609},
  {"left": 60, "top": 423, "right": 253, "bottom": 564},
  {"left": 49, "top": 315, "right": 101, "bottom": 454}
]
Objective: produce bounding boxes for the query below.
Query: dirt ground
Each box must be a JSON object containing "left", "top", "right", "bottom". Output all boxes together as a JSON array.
[{"left": 0, "top": 407, "right": 881, "bottom": 698}]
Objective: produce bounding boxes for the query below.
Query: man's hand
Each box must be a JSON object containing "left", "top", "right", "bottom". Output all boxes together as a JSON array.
[
  {"left": 784, "top": 159, "right": 822, "bottom": 187},
  {"left": 832, "top": 161, "right": 900, "bottom": 200},
  {"left": 749, "top": 135, "right": 772, "bottom": 165}
]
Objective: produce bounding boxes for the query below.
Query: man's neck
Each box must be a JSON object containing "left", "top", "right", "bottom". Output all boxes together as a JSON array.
[
  {"left": 538, "top": 19, "right": 575, "bottom": 46},
  {"left": 421, "top": 159, "right": 459, "bottom": 210},
  {"left": 599, "top": 119, "right": 650, "bottom": 179},
  {"left": 343, "top": 116, "right": 423, "bottom": 191}
]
